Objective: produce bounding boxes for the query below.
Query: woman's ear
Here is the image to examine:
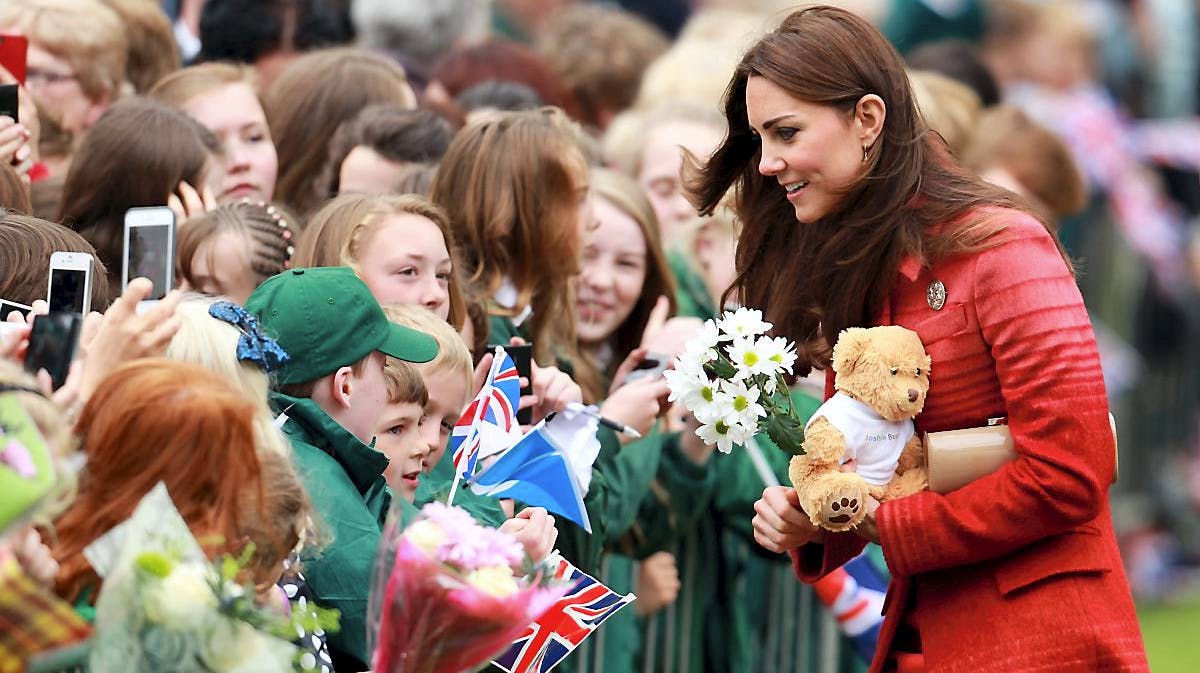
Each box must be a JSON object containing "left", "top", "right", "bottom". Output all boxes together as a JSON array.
[{"left": 854, "top": 94, "right": 886, "bottom": 150}]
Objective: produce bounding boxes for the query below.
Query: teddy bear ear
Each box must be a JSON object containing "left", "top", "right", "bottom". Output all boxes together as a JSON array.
[{"left": 832, "top": 327, "right": 870, "bottom": 374}]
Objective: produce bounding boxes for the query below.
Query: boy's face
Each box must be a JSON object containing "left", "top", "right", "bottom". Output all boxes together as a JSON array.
[
  {"left": 417, "top": 367, "right": 471, "bottom": 471},
  {"left": 376, "top": 400, "right": 430, "bottom": 502}
]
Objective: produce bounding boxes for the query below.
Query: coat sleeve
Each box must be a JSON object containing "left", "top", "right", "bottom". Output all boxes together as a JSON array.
[
  {"left": 878, "top": 218, "right": 1114, "bottom": 578},
  {"left": 294, "top": 450, "right": 384, "bottom": 670}
]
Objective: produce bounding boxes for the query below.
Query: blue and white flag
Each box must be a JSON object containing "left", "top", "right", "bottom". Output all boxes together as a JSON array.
[{"left": 470, "top": 412, "right": 593, "bottom": 533}]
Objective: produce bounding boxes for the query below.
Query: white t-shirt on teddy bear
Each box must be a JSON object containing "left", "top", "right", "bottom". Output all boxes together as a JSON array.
[{"left": 805, "top": 392, "right": 914, "bottom": 486}]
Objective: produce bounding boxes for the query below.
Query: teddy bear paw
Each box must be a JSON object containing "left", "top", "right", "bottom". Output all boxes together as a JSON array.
[{"left": 826, "top": 496, "right": 861, "bottom": 525}]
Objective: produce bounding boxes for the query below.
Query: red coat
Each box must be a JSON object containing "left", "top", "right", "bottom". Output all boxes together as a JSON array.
[{"left": 791, "top": 211, "right": 1148, "bottom": 672}]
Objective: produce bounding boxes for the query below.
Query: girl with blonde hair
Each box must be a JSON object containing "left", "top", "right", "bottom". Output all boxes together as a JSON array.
[
  {"left": 294, "top": 193, "right": 466, "bottom": 330},
  {"left": 150, "top": 63, "right": 278, "bottom": 203},
  {"left": 165, "top": 296, "right": 291, "bottom": 459}
]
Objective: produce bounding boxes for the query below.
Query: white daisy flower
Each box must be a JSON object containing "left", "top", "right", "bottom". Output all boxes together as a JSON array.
[
  {"left": 722, "top": 379, "right": 767, "bottom": 425},
  {"left": 725, "top": 336, "right": 776, "bottom": 380},
  {"left": 757, "top": 335, "right": 798, "bottom": 376},
  {"left": 683, "top": 319, "right": 725, "bottom": 364},
  {"left": 695, "top": 415, "right": 756, "bottom": 454},
  {"left": 664, "top": 366, "right": 724, "bottom": 421},
  {"left": 717, "top": 307, "right": 772, "bottom": 340}
]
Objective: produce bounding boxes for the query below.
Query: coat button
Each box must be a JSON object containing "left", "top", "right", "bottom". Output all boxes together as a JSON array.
[{"left": 927, "top": 280, "right": 946, "bottom": 310}]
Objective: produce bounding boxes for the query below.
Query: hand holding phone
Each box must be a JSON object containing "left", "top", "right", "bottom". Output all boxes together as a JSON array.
[
  {"left": 123, "top": 207, "right": 176, "bottom": 300},
  {"left": 24, "top": 312, "right": 82, "bottom": 390}
]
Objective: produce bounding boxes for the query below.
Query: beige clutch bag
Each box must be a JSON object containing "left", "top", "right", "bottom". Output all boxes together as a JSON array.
[{"left": 924, "top": 414, "right": 1118, "bottom": 494}]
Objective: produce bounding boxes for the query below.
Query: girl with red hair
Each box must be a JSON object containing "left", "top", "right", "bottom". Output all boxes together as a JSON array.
[{"left": 50, "top": 358, "right": 272, "bottom": 603}]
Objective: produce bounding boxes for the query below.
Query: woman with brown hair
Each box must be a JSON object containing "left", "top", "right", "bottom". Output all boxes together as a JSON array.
[
  {"left": 695, "top": 7, "right": 1147, "bottom": 672},
  {"left": 57, "top": 96, "right": 221, "bottom": 291},
  {"left": 430, "top": 107, "right": 589, "bottom": 375},
  {"left": 50, "top": 358, "right": 273, "bottom": 603},
  {"left": 293, "top": 192, "right": 466, "bottom": 330},
  {"left": 263, "top": 48, "right": 417, "bottom": 217},
  {"left": 150, "top": 63, "right": 278, "bottom": 203}
]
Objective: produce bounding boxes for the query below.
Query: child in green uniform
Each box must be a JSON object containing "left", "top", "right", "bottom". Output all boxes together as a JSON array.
[{"left": 246, "top": 266, "right": 439, "bottom": 671}]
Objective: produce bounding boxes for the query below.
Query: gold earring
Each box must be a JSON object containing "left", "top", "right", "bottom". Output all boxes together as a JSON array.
[{"left": 862, "top": 145, "right": 870, "bottom": 163}]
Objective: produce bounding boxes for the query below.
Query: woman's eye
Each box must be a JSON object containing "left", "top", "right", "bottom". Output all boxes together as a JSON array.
[
  {"left": 387, "top": 424, "right": 405, "bottom": 435},
  {"left": 396, "top": 267, "right": 417, "bottom": 277},
  {"left": 776, "top": 128, "right": 797, "bottom": 141}
]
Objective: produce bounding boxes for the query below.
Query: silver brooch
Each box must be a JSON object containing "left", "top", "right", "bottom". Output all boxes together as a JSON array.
[{"left": 927, "top": 280, "right": 947, "bottom": 311}]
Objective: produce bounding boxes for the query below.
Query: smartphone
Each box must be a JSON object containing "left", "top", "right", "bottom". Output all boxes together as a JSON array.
[
  {"left": 0, "top": 83, "right": 16, "bottom": 123},
  {"left": 46, "top": 252, "right": 93, "bottom": 315},
  {"left": 494, "top": 343, "right": 534, "bottom": 425},
  {"left": 123, "top": 206, "right": 176, "bottom": 299},
  {"left": 624, "top": 352, "right": 670, "bottom": 384},
  {"left": 0, "top": 298, "right": 31, "bottom": 322},
  {"left": 24, "top": 312, "right": 82, "bottom": 390},
  {"left": 0, "top": 34, "right": 27, "bottom": 85}
]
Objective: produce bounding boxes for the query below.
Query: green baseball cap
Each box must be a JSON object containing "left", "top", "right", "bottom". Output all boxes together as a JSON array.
[{"left": 245, "top": 266, "right": 438, "bottom": 385}]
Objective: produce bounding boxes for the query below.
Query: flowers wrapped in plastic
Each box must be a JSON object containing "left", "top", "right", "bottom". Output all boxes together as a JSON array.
[
  {"left": 368, "top": 502, "right": 566, "bottom": 673},
  {"left": 85, "top": 484, "right": 338, "bottom": 673},
  {"left": 664, "top": 307, "right": 806, "bottom": 455}
]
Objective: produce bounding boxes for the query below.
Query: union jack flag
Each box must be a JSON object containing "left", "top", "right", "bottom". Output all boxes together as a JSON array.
[
  {"left": 492, "top": 556, "right": 635, "bottom": 673},
  {"left": 450, "top": 348, "right": 522, "bottom": 481},
  {"left": 484, "top": 349, "right": 520, "bottom": 432}
]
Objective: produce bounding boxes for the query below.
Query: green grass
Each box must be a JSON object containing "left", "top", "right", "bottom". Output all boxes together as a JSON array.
[{"left": 1138, "top": 600, "right": 1200, "bottom": 673}]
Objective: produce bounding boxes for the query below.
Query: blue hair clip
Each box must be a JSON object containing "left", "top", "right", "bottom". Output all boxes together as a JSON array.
[{"left": 208, "top": 301, "right": 290, "bottom": 374}]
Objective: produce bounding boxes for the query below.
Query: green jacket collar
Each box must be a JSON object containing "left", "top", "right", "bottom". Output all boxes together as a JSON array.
[{"left": 270, "top": 392, "right": 388, "bottom": 495}]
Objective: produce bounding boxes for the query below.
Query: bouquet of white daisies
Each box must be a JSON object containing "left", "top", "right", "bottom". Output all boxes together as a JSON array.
[{"left": 665, "top": 308, "right": 806, "bottom": 455}]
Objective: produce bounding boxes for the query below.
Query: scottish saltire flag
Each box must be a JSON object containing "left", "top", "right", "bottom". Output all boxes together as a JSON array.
[
  {"left": 450, "top": 347, "right": 523, "bottom": 481},
  {"left": 493, "top": 556, "right": 635, "bottom": 673},
  {"left": 812, "top": 552, "right": 888, "bottom": 663},
  {"left": 470, "top": 412, "right": 592, "bottom": 532}
]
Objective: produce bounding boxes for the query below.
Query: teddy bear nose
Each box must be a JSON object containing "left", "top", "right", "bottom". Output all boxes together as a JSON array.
[{"left": 908, "top": 389, "right": 919, "bottom": 403}]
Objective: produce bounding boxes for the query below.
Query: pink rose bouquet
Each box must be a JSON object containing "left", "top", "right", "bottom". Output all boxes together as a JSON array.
[{"left": 368, "top": 502, "right": 564, "bottom": 673}]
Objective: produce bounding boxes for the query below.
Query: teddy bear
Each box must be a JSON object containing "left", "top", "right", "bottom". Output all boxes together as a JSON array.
[{"left": 788, "top": 325, "right": 931, "bottom": 532}]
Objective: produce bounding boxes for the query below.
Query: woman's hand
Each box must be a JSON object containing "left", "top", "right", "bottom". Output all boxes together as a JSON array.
[
  {"left": 633, "top": 551, "right": 680, "bottom": 617},
  {"left": 752, "top": 485, "right": 825, "bottom": 553},
  {"left": 853, "top": 496, "right": 882, "bottom": 544},
  {"left": 498, "top": 506, "right": 558, "bottom": 565}
]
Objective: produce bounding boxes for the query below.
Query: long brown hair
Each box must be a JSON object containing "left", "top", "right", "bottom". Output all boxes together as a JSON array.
[
  {"left": 52, "top": 359, "right": 266, "bottom": 602},
  {"left": 430, "top": 108, "right": 587, "bottom": 368},
  {"left": 263, "top": 48, "right": 417, "bottom": 217},
  {"left": 688, "top": 6, "right": 1054, "bottom": 374},
  {"left": 58, "top": 97, "right": 219, "bottom": 291}
]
